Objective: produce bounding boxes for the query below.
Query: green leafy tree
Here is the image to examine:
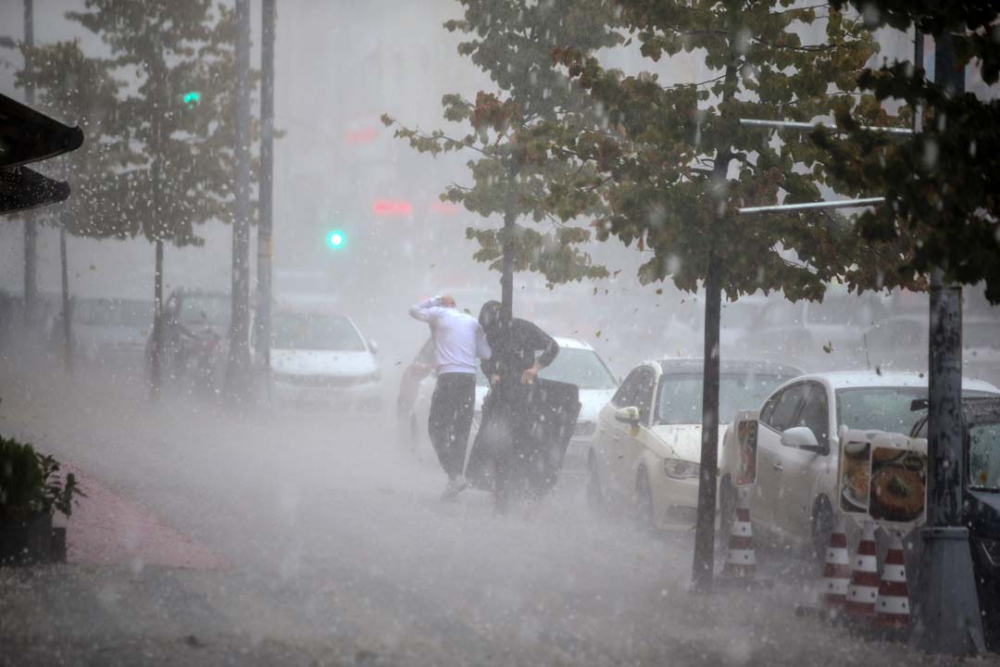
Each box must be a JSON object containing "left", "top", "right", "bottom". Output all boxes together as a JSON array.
[
  {"left": 549, "top": 0, "right": 887, "bottom": 586},
  {"left": 66, "top": 0, "right": 252, "bottom": 396},
  {"left": 382, "top": 0, "right": 621, "bottom": 319},
  {"left": 817, "top": 1, "right": 1000, "bottom": 303},
  {"left": 11, "top": 39, "right": 132, "bottom": 372}
]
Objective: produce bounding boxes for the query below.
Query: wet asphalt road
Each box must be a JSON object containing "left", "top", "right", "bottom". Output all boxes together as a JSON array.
[{"left": 0, "top": 363, "right": 991, "bottom": 666}]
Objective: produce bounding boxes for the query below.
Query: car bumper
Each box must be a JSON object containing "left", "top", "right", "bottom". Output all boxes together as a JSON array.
[
  {"left": 271, "top": 380, "right": 384, "bottom": 412},
  {"left": 650, "top": 473, "right": 701, "bottom": 526}
]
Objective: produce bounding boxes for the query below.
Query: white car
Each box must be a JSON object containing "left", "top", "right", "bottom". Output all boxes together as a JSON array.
[
  {"left": 268, "top": 309, "right": 383, "bottom": 412},
  {"left": 719, "top": 371, "right": 1000, "bottom": 556},
  {"left": 408, "top": 337, "right": 618, "bottom": 471},
  {"left": 587, "top": 359, "right": 802, "bottom": 530}
]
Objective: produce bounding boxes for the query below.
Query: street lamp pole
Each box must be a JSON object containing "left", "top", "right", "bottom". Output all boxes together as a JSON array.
[
  {"left": 255, "top": 0, "right": 276, "bottom": 389},
  {"left": 914, "top": 32, "right": 986, "bottom": 655}
]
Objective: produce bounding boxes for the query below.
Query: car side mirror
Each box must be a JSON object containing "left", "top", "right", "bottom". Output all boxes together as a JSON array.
[
  {"left": 615, "top": 406, "right": 641, "bottom": 426},
  {"left": 781, "top": 426, "right": 827, "bottom": 454},
  {"left": 368, "top": 340, "right": 379, "bottom": 355}
]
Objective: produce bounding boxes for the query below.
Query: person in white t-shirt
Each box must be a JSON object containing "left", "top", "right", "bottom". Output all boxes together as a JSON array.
[{"left": 409, "top": 295, "right": 491, "bottom": 500}]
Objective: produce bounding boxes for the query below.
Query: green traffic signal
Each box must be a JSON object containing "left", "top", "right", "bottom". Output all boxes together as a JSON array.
[
  {"left": 182, "top": 91, "right": 201, "bottom": 106},
  {"left": 326, "top": 230, "right": 345, "bottom": 249}
]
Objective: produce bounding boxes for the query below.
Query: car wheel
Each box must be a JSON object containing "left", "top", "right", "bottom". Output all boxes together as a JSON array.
[
  {"left": 718, "top": 475, "right": 737, "bottom": 539},
  {"left": 585, "top": 450, "right": 604, "bottom": 511},
  {"left": 811, "top": 495, "right": 834, "bottom": 566},
  {"left": 634, "top": 466, "right": 654, "bottom": 532}
]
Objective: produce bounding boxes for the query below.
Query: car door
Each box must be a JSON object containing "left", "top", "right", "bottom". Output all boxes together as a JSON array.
[
  {"left": 614, "top": 366, "right": 658, "bottom": 497},
  {"left": 754, "top": 382, "right": 809, "bottom": 533},
  {"left": 773, "top": 381, "right": 834, "bottom": 539},
  {"left": 595, "top": 368, "right": 642, "bottom": 500}
]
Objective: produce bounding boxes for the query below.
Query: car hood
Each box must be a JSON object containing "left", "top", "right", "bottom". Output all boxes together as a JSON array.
[
  {"left": 579, "top": 389, "right": 616, "bottom": 423},
  {"left": 649, "top": 424, "right": 727, "bottom": 464},
  {"left": 271, "top": 349, "right": 376, "bottom": 377}
]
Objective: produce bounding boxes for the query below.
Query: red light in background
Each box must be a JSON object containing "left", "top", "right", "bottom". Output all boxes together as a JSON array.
[
  {"left": 429, "top": 201, "right": 461, "bottom": 216},
  {"left": 372, "top": 199, "right": 413, "bottom": 216},
  {"left": 345, "top": 127, "right": 378, "bottom": 145}
]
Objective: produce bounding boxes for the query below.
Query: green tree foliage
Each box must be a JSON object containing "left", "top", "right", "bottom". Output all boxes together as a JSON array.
[
  {"left": 818, "top": 1, "right": 1000, "bottom": 302},
  {"left": 13, "top": 40, "right": 132, "bottom": 239},
  {"left": 66, "top": 0, "right": 251, "bottom": 249},
  {"left": 382, "top": 0, "right": 622, "bottom": 286},
  {"left": 550, "top": 1, "right": 893, "bottom": 302}
]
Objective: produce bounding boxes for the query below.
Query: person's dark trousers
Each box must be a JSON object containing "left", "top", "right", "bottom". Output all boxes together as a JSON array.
[{"left": 428, "top": 372, "right": 476, "bottom": 480}]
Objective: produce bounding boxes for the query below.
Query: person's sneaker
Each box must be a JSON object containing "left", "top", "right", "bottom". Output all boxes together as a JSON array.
[{"left": 440, "top": 475, "right": 469, "bottom": 502}]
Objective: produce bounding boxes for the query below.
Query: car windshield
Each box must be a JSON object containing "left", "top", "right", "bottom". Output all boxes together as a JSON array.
[
  {"left": 538, "top": 348, "right": 617, "bottom": 390},
  {"left": 272, "top": 312, "right": 366, "bottom": 352},
  {"left": 970, "top": 422, "right": 1000, "bottom": 491},
  {"left": 657, "top": 373, "right": 794, "bottom": 425},
  {"left": 180, "top": 295, "right": 230, "bottom": 328},
  {"left": 837, "top": 387, "right": 998, "bottom": 433},
  {"left": 73, "top": 300, "right": 116, "bottom": 326}
]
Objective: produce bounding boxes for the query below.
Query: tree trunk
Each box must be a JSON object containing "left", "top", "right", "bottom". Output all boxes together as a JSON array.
[
  {"left": 226, "top": 0, "right": 253, "bottom": 403},
  {"left": 254, "top": 0, "right": 276, "bottom": 389},
  {"left": 693, "top": 251, "right": 722, "bottom": 590},
  {"left": 22, "top": 0, "right": 37, "bottom": 332},
  {"left": 59, "top": 223, "right": 72, "bottom": 376},
  {"left": 150, "top": 239, "right": 164, "bottom": 400},
  {"left": 500, "top": 209, "right": 515, "bottom": 326}
]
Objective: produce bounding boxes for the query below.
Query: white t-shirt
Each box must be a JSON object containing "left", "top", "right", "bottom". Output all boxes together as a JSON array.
[{"left": 409, "top": 297, "right": 491, "bottom": 375}]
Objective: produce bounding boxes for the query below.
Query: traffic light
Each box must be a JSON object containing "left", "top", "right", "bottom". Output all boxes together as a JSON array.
[
  {"left": 182, "top": 91, "right": 201, "bottom": 107},
  {"left": 326, "top": 230, "right": 346, "bottom": 250}
]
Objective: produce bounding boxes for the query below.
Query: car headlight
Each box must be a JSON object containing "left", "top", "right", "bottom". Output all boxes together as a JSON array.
[{"left": 663, "top": 459, "right": 700, "bottom": 480}]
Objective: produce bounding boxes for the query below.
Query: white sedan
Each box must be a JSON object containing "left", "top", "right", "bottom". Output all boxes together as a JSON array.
[
  {"left": 587, "top": 359, "right": 802, "bottom": 530},
  {"left": 267, "top": 309, "right": 383, "bottom": 412},
  {"left": 719, "top": 371, "right": 1000, "bottom": 557},
  {"left": 408, "top": 337, "right": 618, "bottom": 471}
]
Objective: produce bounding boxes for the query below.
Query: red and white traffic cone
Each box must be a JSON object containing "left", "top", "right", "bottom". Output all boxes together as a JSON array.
[
  {"left": 722, "top": 491, "right": 755, "bottom": 580},
  {"left": 845, "top": 519, "right": 879, "bottom": 618},
  {"left": 820, "top": 514, "right": 851, "bottom": 615},
  {"left": 875, "top": 533, "right": 911, "bottom": 629}
]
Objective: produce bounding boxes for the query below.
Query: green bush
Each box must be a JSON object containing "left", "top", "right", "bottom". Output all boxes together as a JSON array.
[{"left": 0, "top": 436, "right": 84, "bottom": 520}]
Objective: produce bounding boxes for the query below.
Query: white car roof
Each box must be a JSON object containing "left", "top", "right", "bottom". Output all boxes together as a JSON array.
[
  {"left": 799, "top": 370, "right": 1000, "bottom": 393},
  {"left": 553, "top": 336, "right": 593, "bottom": 351}
]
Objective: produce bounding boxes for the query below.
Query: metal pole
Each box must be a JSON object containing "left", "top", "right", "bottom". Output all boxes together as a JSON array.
[
  {"left": 693, "top": 251, "right": 722, "bottom": 590},
  {"left": 22, "top": 0, "right": 37, "bottom": 331},
  {"left": 739, "top": 118, "right": 913, "bottom": 135},
  {"left": 59, "top": 223, "right": 72, "bottom": 376},
  {"left": 915, "top": 31, "right": 986, "bottom": 655},
  {"left": 738, "top": 197, "right": 884, "bottom": 215},
  {"left": 226, "top": 0, "right": 253, "bottom": 403},
  {"left": 500, "top": 163, "right": 518, "bottom": 326},
  {"left": 255, "top": 0, "right": 275, "bottom": 386}
]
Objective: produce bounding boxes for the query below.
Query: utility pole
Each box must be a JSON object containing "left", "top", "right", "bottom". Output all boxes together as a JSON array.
[
  {"left": 254, "top": 0, "right": 276, "bottom": 390},
  {"left": 915, "top": 31, "right": 986, "bottom": 655},
  {"left": 226, "top": 0, "right": 253, "bottom": 403},
  {"left": 499, "top": 162, "right": 518, "bottom": 326},
  {"left": 22, "top": 0, "right": 37, "bottom": 331}
]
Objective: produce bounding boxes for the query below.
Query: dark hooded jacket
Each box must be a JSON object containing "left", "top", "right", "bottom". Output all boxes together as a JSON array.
[{"left": 478, "top": 301, "right": 559, "bottom": 382}]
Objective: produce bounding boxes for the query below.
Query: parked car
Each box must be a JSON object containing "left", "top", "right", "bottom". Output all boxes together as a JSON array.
[
  {"left": 49, "top": 297, "right": 152, "bottom": 367},
  {"left": 734, "top": 287, "right": 885, "bottom": 371},
  {"left": 587, "top": 358, "right": 802, "bottom": 530},
  {"left": 268, "top": 308, "right": 382, "bottom": 412},
  {"left": 146, "top": 289, "right": 231, "bottom": 393},
  {"left": 719, "top": 371, "right": 1000, "bottom": 557},
  {"left": 406, "top": 337, "right": 617, "bottom": 472},
  {"left": 910, "top": 397, "right": 1000, "bottom": 650}
]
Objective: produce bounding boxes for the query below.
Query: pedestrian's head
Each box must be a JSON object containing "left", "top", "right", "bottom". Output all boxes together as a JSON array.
[
  {"left": 440, "top": 295, "right": 456, "bottom": 309},
  {"left": 478, "top": 300, "right": 503, "bottom": 334}
]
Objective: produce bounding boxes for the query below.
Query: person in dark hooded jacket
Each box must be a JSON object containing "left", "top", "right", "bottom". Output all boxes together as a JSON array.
[{"left": 476, "top": 301, "right": 560, "bottom": 510}]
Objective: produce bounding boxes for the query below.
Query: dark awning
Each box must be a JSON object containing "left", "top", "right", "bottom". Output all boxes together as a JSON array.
[
  {"left": 0, "top": 93, "right": 84, "bottom": 169},
  {"left": 0, "top": 166, "right": 71, "bottom": 215}
]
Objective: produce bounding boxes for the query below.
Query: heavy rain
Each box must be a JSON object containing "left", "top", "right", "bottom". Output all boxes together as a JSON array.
[{"left": 1, "top": 1, "right": 999, "bottom": 665}]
